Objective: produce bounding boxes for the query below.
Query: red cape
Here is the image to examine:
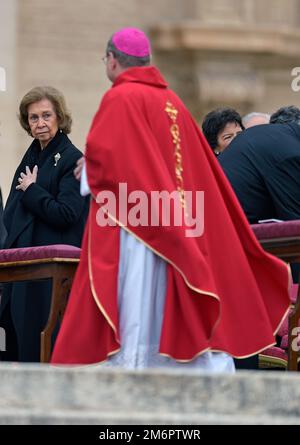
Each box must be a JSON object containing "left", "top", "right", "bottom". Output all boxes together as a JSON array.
[{"left": 51, "top": 67, "right": 291, "bottom": 364}]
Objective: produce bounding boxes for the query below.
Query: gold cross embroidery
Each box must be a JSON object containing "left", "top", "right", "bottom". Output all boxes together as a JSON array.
[{"left": 165, "top": 100, "right": 187, "bottom": 212}]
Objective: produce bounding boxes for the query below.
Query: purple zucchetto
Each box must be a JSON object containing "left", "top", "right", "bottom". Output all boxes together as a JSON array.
[{"left": 112, "top": 27, "right": 151, "bottom": 58}]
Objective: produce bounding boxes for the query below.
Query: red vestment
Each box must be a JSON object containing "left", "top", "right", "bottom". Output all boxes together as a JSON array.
[{"left": 51, "top": 67, "right": 291, "bottom": 364}]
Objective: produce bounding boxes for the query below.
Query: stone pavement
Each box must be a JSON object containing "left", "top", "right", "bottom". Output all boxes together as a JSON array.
[{"left": 0, "top": 364, "right": 300, "bottom": 424}]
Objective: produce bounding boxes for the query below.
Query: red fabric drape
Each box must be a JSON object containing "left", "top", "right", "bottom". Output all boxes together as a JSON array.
[{"left": 51, "top": 67, "right": 290, "bottom": 364}]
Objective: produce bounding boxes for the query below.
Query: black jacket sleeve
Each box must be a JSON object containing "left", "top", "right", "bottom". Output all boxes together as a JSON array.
[
  {"left": 20, "top": 163, "right": 86, "bottom": 229},
  {"left": 265, "top": 157, "right": 300, "bottom": 220}
]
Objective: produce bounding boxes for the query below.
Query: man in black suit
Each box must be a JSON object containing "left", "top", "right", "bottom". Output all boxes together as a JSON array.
[
  {"left": 219, "top": 106, "right": 300, "bottom": 224},
  {"left": 0, "top": 188, "right": 6, "bottom": 249},
  {"left": 219, "top": 106, "right": 300, "bottom": 370}
]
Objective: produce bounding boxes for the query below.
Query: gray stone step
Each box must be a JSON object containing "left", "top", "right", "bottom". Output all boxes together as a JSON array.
[{"left": 0, "top": 364, "right": 300, "bottom": 424}]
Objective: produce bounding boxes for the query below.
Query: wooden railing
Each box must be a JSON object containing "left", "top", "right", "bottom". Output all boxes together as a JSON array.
[{"left": 255, "top": 228, "right": 300, "bottom": 371}]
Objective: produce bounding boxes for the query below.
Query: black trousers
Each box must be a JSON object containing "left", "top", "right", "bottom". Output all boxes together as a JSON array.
[
  {"left": 234, "top": 355, "right": 259, "bottom": 370},
  {"left": 0, "top": 302, "right": 19, "bottom": 361}
]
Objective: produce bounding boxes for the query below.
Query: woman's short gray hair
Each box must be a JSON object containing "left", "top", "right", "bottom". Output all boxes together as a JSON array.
[{"left": 19, "top": 86, "right": 72, "bottom": 135}]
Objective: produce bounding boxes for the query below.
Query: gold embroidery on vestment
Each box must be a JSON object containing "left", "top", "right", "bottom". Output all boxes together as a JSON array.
[{"left": 165, "top": 101, "right": 187, "bottom": 212}]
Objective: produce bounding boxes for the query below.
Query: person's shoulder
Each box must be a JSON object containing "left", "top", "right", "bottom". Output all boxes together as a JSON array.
[
  {"left": 253, "top": 122, "right": 300, "bottom": 139},
  {"left": 226, "top": 123, "right": 300, "bottom": 163},
  {"left": 243, "top": 123, "right": 272, "bottom": 139},
  {"left": 60, "top": 135, "right": 83, "bottom": 162},
  {"left": 109, "top": 81, "right": 139, "bottom": 98},
  {"left": 258, "top": 123, "right": 300, "bottom": 154},
  {"left": 102, "top": 83, "right": 146, "bottom": 114},
  {"left": 229, "top": 124, "right": 275, "bottom": 151},
  {"left": 101, "top": 85, "right": 129, "bottom": 108},
  {"left": 285, "top": 122, "right": 300, "bottom": 139}
]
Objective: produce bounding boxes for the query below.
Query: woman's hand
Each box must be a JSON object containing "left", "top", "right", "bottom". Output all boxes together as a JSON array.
[{"left": 16, "top": 165, "right": 38, "bottom": 191}]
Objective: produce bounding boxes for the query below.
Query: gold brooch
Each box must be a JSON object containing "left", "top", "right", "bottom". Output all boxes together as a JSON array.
[{"left": 54, "top": 153, "right": 61, "bottom": 167}]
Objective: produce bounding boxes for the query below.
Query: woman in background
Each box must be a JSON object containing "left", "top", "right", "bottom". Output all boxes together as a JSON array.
[
  {"left": 202, "top": 107, "right": 244, "bottom": 156},
  {"left": 0, "top": 86, "right": 88, "bottom": 362}
]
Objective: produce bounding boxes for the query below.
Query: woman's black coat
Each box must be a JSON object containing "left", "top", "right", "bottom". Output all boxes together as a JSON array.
[{"left": 0, "top": 131, "right": 89, "bottom": 361}]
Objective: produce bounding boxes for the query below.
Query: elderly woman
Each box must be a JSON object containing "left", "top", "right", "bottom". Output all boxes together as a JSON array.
[{"left": 0, "top": 86, "right": 89, "bottom": 362}]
